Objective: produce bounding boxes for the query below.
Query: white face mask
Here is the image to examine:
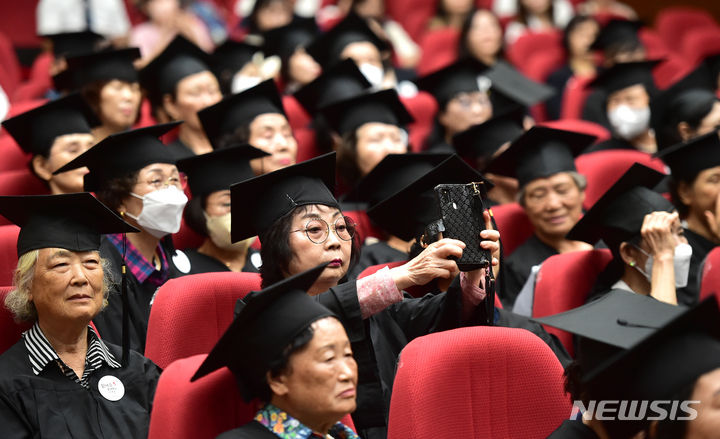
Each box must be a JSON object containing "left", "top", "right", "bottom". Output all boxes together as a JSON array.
[
  {"left": 204, "top": 212, "right": 253, "bottom": 252},
  {"left": 358, "top": 63, "right": 385, "bottom": 90},
  {"left": 633, "top": 243, "right": 693, "bottom": 288},
  {"left": 607, "top": 105, "right": 651, "bottom": 140},
  {"left": 126, "top": 186, "right": 188, "bottom": 238}
]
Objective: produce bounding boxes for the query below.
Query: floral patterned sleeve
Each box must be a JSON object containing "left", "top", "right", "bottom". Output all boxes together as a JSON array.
[{"left": 356, "top": 266, "right": 403, "bottom": 319}]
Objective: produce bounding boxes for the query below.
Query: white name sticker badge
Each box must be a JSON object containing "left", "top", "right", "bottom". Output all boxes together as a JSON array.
[{"left": 98, "top": 375, "right": 125, "bottom": 401}]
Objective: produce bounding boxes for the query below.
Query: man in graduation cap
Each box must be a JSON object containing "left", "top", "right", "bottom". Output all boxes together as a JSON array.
[
  {"left": 320, "top": 88, "right": 414, "bottom": 191},
  {"left": 198, "top": 79, "right": 297, "bottom": 174},
  {"left": 139, "top": 35, "right": 222, "bottom": 158},
  {"left": 2, "top": 93, "right": 100, "bottom": 195},
  {"left": 656, "top": 130, "right": 720, "bottom": 304},
  {"left": 192, "top": 263, "right": 360, "bottom": 438},
  {"left": 0, "top": 193, "right": 161, "bottom": 438},
  {"left": 486, "top": 126, "right": 596, "bottom": 307}
]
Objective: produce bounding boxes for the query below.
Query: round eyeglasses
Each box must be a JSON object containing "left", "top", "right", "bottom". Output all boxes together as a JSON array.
[{"left": 291, "top": 216, "right": 356, "bottom": 244}]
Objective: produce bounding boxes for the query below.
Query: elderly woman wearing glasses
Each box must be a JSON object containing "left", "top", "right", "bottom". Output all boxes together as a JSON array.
[
  {"left": 229, "top": 152, "right": 502, "bottom": 439},
  {"left": 54, "top": 123, "right": 191, "bottom": 353},
  {"left": 0, "top": 193, "right": 161, "bottom": 438}
]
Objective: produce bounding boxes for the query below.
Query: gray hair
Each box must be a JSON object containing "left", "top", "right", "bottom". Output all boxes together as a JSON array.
[
  {"left": 517, "top": 171, "right": 587, "bottom": 206},
  {"left": 4, "top": 250, "right": 114, "bottom": 323}
]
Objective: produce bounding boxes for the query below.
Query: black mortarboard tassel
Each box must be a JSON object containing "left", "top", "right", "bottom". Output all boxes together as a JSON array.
[
  {"left": 655, "top": 128, "right": 720, "bottom": 183},
  {"left": 566, "top": 163, "right": 672, "bottom": 250},
  {"left": 484, "top": 126, "right": 596, "bottom": 187},
  {"left": 305, "top": 12, "right": 390, "bottom": 68},
  {"left": 2, "top": 93, "right": 99, "bottom": 155},
  {"left": 176, "top": 144, "right": 269, "bottom": 198},
  {"left": 319, "top": 88, "right": 414, "bottom": 135},
  {"left": 261, "top": 17, "right": 318, "bottom": 60},
  {"left": 366, "top": 154, "right": 491, "bottom": 241},
  {"left": 293, "top": 58, "right": 371, "bottom": 115},
  {"left": 139, "top": 35, "right": 213, "bottom": 106},
  {"left": 191, "top": 262, "right": 337, "bottom": 400},
  {"left": 198, "top": 79, "right": 285, "bottom": 145},
  {"left": 53, "top": 122, "right": 181, "bottom": 192},
  {"left": 63, "top": 47, "right": 141, "bottom": 89},
  {"left": 230, "top": 152, "right": 338, "bottom": 242}
]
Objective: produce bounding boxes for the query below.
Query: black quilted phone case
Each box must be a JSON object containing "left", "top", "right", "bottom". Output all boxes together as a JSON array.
[{"left": 434, "top": 182, "right": 491, "bottom": 271}]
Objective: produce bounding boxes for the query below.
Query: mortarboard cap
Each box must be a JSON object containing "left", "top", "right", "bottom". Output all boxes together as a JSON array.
[
  {"left": 343, "top": 152, "right": 452, "bottom": 205},
  {"left": 53, "top": 122, "right": 181, "bottom": 192},
  {"left": 1, "top": 93, "right": 99, "bottom": 155},
  {"left": 42, "top": 31, "right": 105, "bottom": 58},
  {"left": 590, "top": 19, "right": 643, "bottom": 51},
  {"left": 566, "top": 163, "right": 672, "bottom": 248},
  {"left": 587, "top": 60, "right": 660, "bottom": 96},
  {"left": 319, "top": 88, "right": 414, "bottom": 135},
  {"left": 191, "top": 262, "right": 337, "bottom": 400},
  {"left": 451, "top": 105, "right": 525, "bottom": 169},
  {"left": 0, "top": 193, "right": 139, "bottom": 256},
  {"left": 230, "top": 152, "right": 338, "bottom": 242},
  {"left": 176, "top": 144, "right": 269, "bottom": 198},
  {"left": 261, "top": 17, "right": 318, "bottom": 60},
  {"left": 484, "top": 126, "right": 596, "bottom": 187},
  {"left": 306, "top": 12, "right": 390, "bottom": 68},
  {"left": 293, "top": 58, "right": 371, "bottom": 115},
  {"left": 414, "top": 58, "right": 490, "bottom": 108},
  {"left": 655, "top": 128, "right": 720, "bottom": 182},
  {"left": 484, "top": 61, "right": 555, "bottom": 108},
  {"left": 63, "top": 48, "right": 141, "bottom": 90},
  {"left": 198, "top": 79, "right": 285, "bottom": 145},
  {"left": 139, "top": 35, "right": 213, "bottom": 106},
  {"left": 580, "top": 296, "right": 720, "bottom": 437},
  {"left": 367, "top": 154, "right": 491, "bottom": 241}
]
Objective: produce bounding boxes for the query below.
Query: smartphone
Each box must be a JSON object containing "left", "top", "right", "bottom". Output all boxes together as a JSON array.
[{"left": 434, "top": 183, "right": 491, "bottom": 271}]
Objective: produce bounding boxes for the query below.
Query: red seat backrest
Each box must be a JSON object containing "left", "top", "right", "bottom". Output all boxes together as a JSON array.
[
  {"left": 0, "top": 286, "right": 31, "bottom": 355},
  {"left": 681, "top": 27, "right": 720, "bottom": 66},
  {"left": 401, "top": 92, "right": 438, "bottom": 152},
  {"left": 560, "top": 75, "right": 595, "bottom": 120},
  {"left": 294, "top": 126, "right": 321, "bottom": 163},
  {"left": 384, "top": 0, "right": 436, "bottom": 44},
  {"left": 148, "top": 354, "right": 355, "bottom": 439},
  {"left": 532, "top": 249, "right": 613, "bottom": 356},
  {"left": 541, "top": 119, "right": 611, "bottom": 144},
  {"left": 638, "top": 28, "right": 670, "bottom": 61},
  {"left": 144, "top": 272, "right": 262, "bottom": 369},
  {"left": 490, "top": 203, "right": 534, "bottom": 258},
  {"left": 0, "top": 170, "right": 50, "bottom": 225},
  {"left": 387, "top": 326, "right": 570, "bottom": 439},
  {"left": 0, "top": 0, "right": 41, "bottom": 49},
  {"left": 0, "top": 31, "right": 23, "bottom": 97},
  {"left": 282, "top": 95, "right": 311, "bottom": 132},
  {"left": 575, "top": 150, "right": 667, "bottom": 211},
  {"left": 172, "top": 219, "right": 205, "bottom": 251},
  {"left": 700, "top": 247, "right": 720, "bottom": 303},
  {"left": 654, "top": 7, "right": 717, "bottom": 54},
  {"left": 506, "top": 31, "right": 563, "bottom": 73},
  {"left": 0, "top": 225, "right": 20, "bottom": 286},
  {"left": 343, "top": 210, "right": 384, "bottom": 245},
  {"left": 416, "top": 28, "right": 460, "bottom": 77}
]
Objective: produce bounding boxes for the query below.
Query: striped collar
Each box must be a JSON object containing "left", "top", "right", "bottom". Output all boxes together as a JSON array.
[{"left": 22, "top": 322, "right": 120, "bottom": 379}]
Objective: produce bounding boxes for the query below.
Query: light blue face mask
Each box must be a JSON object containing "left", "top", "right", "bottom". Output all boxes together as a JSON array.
[{"left": 633, "top": 243, "right": 693, "bottom": 288}]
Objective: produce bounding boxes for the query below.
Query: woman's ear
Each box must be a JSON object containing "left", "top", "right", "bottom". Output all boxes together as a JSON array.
[
  {"left": 162, "top": 93, "right": 180, "bottom": 121},
  {"left": 619, "top": 242, "right": 637, "bottom": 267},
  {"left": 677, "top": 121, "right": 694, "bottom": 141},
  {"left": 266, "top": 371, "right": 289, "bottom": 397},
  {"left": 31, "top": 155, "right": 53, "bottom": 182},
  {"left": 676, "top": 180, "right": 694, "bottom": 208}
]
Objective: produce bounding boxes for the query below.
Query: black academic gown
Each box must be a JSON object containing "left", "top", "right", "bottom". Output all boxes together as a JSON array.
[
  {"left": 0, "top": 340, "right": 161, "bottom": 439},
  {"left": 546, "top": 420, "right": 601, "bottom": 438},
  {"left": 581, "top": 89, "right": 611, "bottom": 130},
  {"left": 348, "top": 241, "right": 407, "bottom": 280},
  {"left": 217, "top": 420, "right": 278, "bottom": 438},
  {"left": 95, "top": 237, "right": 188, "bottom": 353},
  {"left": 684, "top": 228, "right": 717, "bottom": 305},
  {"left": 503, "top": 235, "right": 557, "bottom": 308},
  {"left": 184, "top": 248, "right": 262, "bottom": 275}
]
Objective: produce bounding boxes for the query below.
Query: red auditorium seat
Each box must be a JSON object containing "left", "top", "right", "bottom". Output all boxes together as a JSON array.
[
  {"left": 416, "top": 28, "right": 460, "bottom": 77},
  {"left": 387, "top": 326, "right": 570, "bottom": 439},
  {"left": 294, "top": 126, "right": 321, "bottom": 163},
  {"left": 401, "top": 91, "right": 438, "bottom": 152},
  {"left": 12, "top": 53, "right": 53, "bottom": 102},
  {"left": 0, "top": 225, "right": 20, "bottom": 286},
  {"left": 653, "top": 56, "right": 693, "bottom": 90},
  {"left": 506, "top": 31, "right": 563, "bottom": 75},
  {"left": 0, "top": 140, "right": 30, "bottom": 173},
  {"left": 0, "top": 32, "right": 23, "bottom": 98},
  {"left": 282, "top": 95, "right": 311, "bottom": 132},
  {"left": 148, "top": 354, "right": 356, "bottom": 439},
  {"left": 173, "top": 219, "right": 205, "bottom": 251},
  {"left": 700, "top": 247, "right": 720, "bottom": 302},
  {"left": 531, "top": 249, "right": 613, "bottom": 356},
  {"left": 0, "top": 0, "right": 41, "bottom": 50},
  {"left": 560, "top": 75, "right": 595, "bottom": 120},
  {"left": 521, "top": 47, "right": 565, "bottom": 83},
  {"left": 134, "top": 99, "right": 158, "bottom": 129},
  {"left": 144, "top": 272, "right": 262, "bottom": 369},
  {"left": 385, "top": 0, "right": 436, "bottom": 44},
  {"left": 654, "top": 7, "right": 718, "bottom": 54},
  {"left": 490, "top": 202, "right": 534, "bottom": 258},
  {"left": 575, "top": 149, "right": 666, "bottom": 211},
  {"left": 0, "top": 286, "right": 31, "bottom": 355},
  {"left": 343, "top": 209, "right": 384, "bottom": 245},
  {"left": 541, "top": 119, "right": 611, "bottom": 144},
  {"left": 681, "top": 27, "right": 720, "bottom": 66},
  {"left": 638, "top": 28, "right": 670, "bottom": 61},
  {"left": 0, "top": 170, "right": 50, "bottom": 224}
]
